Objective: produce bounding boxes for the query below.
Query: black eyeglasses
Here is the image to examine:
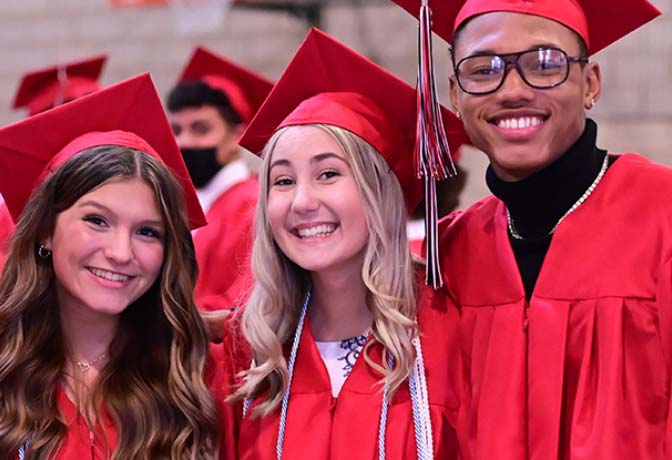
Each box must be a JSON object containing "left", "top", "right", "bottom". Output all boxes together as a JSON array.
[{"left": 454, "top": 47, "right": 588, "bottom": 95}]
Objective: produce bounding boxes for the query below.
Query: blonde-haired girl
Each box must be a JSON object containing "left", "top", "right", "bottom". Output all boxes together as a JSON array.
[{"left": 216, "top": 29, "right": 467, "bottom": 460}]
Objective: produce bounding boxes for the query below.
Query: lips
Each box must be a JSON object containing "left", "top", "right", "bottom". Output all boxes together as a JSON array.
[
  {"left": 495, "top": 115, "right": 544, "bottom": 129},
  {"left": 87, "top": 267, "right": 134, "bottom": 283},
  {"left": 293, "top": 223, "right": 338, "bottom": 239}
]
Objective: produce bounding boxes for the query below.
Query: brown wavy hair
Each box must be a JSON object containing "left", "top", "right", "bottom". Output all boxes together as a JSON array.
[{"left": 0, "top": 146, "right": 220, "bottom": 460}]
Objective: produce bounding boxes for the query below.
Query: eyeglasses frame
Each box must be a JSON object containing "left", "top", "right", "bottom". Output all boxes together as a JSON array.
[{"left": 453, "top": 47, "right": 589, "bottom": 95}]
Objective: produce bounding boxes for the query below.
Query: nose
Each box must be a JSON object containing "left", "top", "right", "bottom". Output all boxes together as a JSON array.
[
  {"left": 291, "top": 183, "right": 320, "bottom": 215},
  {"left": 104, "top": 230, "right": 134, "bottom": 265},
  {"left": 175, "top": 131, "right": 195, "bottom": 149},
  {"left": 494, "top": 64, "right": 536, "bottom": 105}
]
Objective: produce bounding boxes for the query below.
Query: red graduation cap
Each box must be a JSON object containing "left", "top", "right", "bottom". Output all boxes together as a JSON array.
[
  {"left": 13, "top": 55, "right": 107, "bottom": 116},
  {"left": 0, "top": 73, "right": 206, "bottom": 229},
  {"left": 240, "top": 28, "right": 468, "bottom": 214},
  {"left": 240, "top": 28, "right": 468, "bottom": 288},
  {"left": 178, "top": 46, "right": 274, "bottom": 124},
  {"left": 392, "top": 0, "right": 661, "bottom": 55}
]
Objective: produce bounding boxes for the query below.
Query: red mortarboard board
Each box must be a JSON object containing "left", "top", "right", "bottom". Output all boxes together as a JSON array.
[
  {"left": 392, "top": 0, "right": 661, "bottom": 55},
  {"left": 13, "top": 55, "right": 108, "bottom": 116},
  {"left": 240, "top": 28, "right": 468, "bottom": 214},
  {"left": 178, "top": 46, "right": 274, "bottom": 124},
  {"left": 0, "top": 73, "right": 206, "bottom": 229}
]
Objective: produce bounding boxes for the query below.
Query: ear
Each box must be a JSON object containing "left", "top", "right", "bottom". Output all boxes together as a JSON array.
[
  {"left": 583, "top": 62, "right": 602, "bottom": 110},
  {"left": 42, "top": 236, "right": 53, "bottom": 251},
  {"left": 449, "top": 74, "right": 461, "bottom": 114}
]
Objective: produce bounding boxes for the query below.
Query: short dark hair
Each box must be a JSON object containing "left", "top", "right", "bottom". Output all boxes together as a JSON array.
[
  {"left": 167, "top": 80, "right": 243, "bottom": 126},
  {"left": 449, "top": 17, "right": 589, "bottom": 68}
]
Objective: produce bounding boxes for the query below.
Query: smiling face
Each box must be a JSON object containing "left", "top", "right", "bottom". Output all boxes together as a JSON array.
[
  {"left": 450, "top": 12, "right": 601, "bottom": 181},
  {"left": 45, "top": 177, "right": 165, "bottom": 318},
  {"left": 266, "top": 125, "right": 369, "bottom": 277}
]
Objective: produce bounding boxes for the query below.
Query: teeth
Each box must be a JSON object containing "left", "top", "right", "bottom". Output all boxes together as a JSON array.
[
  {"left": 89, "top": 267, "right": 130, "bottom": 283},
  {"left": 297, "top": 224, "right": 337, "bottom": 238},
  {"left": 497, "top": 116, "right": 543, "bottom": 129}
]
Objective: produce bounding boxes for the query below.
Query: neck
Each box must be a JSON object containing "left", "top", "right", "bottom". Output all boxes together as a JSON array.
[
  {"left": 487, "top": 118, "right": 607, "bottom": 238},
  {"left": 309, "top": 263, "right": 371, "bottom": 342},
  {"left": 59, "top": 302, "right": 118, "bottom": 366}
]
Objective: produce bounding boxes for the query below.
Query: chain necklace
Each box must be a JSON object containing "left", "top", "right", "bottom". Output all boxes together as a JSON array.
[
  {"left": 76, "top": 351, "right": 108, "bottom": 372},
  {"left": 507, "top": 153, "right": 609, "bottom": 240},
  {"left": 17, "top": 352, "right": 109, "bottom": 457},
  {"left": 243, "top": 288, "right": 434, "bottom": 460}
]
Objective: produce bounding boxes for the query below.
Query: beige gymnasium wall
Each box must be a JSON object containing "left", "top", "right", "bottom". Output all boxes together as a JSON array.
[{"left": 0, "top": 0, "right": 669, "bottom": 209}]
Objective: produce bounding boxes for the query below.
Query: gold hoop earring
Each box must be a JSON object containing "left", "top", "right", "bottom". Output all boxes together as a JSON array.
[{"left": 37, "top": 244, "right": 52, "bottom": 260}]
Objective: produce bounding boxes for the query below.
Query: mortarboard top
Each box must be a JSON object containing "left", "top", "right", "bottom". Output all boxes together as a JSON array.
[
  {"left": 0, "top": 73, "right": 206, "bottom": 229},
  {"left": 239, "top": 28, "right": 468, "bottom": 213},
  {"left": 13, "top": 54, "right": 108, "bottom": 116},
  {"left": 392, "top": 0, "right": 661, "bottom": 55},
  {"left": 178, "top": 46, "right": 274, "bottom": 124}
]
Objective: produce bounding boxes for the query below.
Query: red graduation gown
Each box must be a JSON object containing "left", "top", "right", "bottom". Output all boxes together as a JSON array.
[
  {"left": 19, "top": 345, "right": 227, "bottom": 459},
  {"left": 439, "top": 153, "right": 672, "bottom": 459},
  {"left": 0, "top": 202, "right": 14, "bottom": 272},
  {"left": 47, "top": 386, "right": 119, "bottom": 460},
  {"left": 218, "top": 283, "right": 462, "bottom": 460},
  {"left": 194, "top": 177, "right": 258, "bottom": 311}
]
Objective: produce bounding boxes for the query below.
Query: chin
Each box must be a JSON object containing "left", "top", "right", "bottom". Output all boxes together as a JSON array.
[
  {"left": 84, "top": 298, "right": 133, "bottom": 316},
  {"left": 491, "top": 150, "right": 554, "bottom": 179}
]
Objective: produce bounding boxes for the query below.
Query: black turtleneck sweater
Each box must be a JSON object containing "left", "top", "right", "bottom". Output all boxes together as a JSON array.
[{"left": 486, "top": 119, "right": 616, "bottom": 299}]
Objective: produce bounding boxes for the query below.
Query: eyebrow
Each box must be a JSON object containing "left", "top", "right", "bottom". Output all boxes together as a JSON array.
[
  {"left": 77, "top": 200, "right": 164, "bottom": 227},
  {"left": 269, "top": 151, "right": 348, "bottom": 170},
  {"left": 466, "top": 43, "right": 562, "bottom": 57}
]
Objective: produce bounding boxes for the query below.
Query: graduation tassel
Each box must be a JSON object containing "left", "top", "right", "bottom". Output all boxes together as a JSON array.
[{"left": 415, "top": 0, "right": 457, "bottom": 289}]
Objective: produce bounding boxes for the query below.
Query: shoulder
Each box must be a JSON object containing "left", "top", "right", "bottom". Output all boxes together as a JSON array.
[
  {"left": 438, "top": 195, "right": 501, "bottom": 239},
  {"left": 614, "top": 153, "right": 672, "bottom": 177},
  {"left": 207, "top": 176, "right": 259, "bottom": 216},
  {"left": 604, "top": 154, "right": 672, "bottom": 214}
]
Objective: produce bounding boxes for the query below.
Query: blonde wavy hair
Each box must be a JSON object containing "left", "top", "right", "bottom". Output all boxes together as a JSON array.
[
  {"left": 233, "top": 124, "right": 419, "bottom": 416},
  {"left": 0, "top": 146, "right": 220, "bottom": 460}
]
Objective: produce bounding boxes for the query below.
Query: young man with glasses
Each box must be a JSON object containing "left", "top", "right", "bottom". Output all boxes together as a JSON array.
[{"left": 395, "top": 0, "right": 668, "bottom": 458}]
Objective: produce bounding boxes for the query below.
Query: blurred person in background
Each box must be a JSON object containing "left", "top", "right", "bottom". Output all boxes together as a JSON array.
[{"left": 167, "top": 46, "right": 273, "bottom": 312}]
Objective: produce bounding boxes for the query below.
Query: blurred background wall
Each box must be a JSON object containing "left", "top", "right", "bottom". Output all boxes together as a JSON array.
[{"left": 0, "top": 0, "right": 669, "bottom": 209}]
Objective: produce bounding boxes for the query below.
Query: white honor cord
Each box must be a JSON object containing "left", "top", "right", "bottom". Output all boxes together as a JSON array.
[
  {"left": 244, "top": 287, "right": 434, "bottom": 460},
  {"left": 410, "top": 336, "right": 434, "bottom": 460},
  {"left": 18, "top": 438, "right": 30, "bottom": 460},
  {"left": 377, "top": 353, "right": 394, "bottom": 460}
]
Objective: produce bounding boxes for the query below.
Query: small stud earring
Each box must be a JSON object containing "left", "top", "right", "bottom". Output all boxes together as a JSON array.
[
  {"left": 37, "top": 244, "right": 52, "bottom": 260},
  {"left": 587, "top": 97, "right": 596, "bottom": 110},
  {"left": 455, "top": 111, "right": 462, "bottom": 119}
]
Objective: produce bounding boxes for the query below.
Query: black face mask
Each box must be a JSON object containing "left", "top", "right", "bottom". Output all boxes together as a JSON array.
[{"left": 181, "top": 147, "right": 223, "bottom": 188}]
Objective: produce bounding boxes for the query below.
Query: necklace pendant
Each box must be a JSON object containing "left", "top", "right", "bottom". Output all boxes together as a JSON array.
[{"left": 77, "top": 362, "right": 91, "bottom": 372}]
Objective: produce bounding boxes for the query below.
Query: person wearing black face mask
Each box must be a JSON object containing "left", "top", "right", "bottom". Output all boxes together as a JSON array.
[{"left": 168, "top": 46, "right": 273, "bottom": 312}]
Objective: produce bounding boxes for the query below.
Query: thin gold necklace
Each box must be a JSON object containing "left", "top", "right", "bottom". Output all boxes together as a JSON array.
[{"left": 76, "top": 351, "right": 108, "bottom": 372}]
